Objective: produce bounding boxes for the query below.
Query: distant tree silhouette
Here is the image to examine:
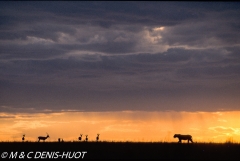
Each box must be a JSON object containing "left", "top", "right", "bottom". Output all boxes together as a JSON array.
[
  {"left": 174, "top": 134, "right": 193, "bottom": 143},
  {"left": 85, "top": 135, "right": 88, "bottom": 142}
]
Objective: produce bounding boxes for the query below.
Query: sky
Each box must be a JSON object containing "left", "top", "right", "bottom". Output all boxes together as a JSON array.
[{"left": 1, "top": 2, "right": 240, "bottom": 142}]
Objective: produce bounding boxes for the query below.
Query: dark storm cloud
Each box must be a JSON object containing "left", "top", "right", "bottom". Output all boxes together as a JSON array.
[
  {"left": 1, "top": 2, "right": 240, "bottom": 112},
  {"left": 0, "top": 2, "right": 199, "bottom": 26}
]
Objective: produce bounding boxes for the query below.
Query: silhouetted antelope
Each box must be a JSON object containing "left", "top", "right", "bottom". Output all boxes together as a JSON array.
[
  {"left": 22, "top": 134, "right": 25, "bottom": 142},
  {"left": 78, "top": 134, "right": 83, "bottom": 141},
  {"left": 85, "top": 135, "right": 88, "bottom": 142},
  {"left": 96, "top": 134, "right": 100, "bottom": 142},
  {"left": 38, "top": 133, "right": 49, "bottom": 142}
]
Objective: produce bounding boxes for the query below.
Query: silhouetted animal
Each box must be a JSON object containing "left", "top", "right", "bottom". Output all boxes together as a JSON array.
[
  {"left": 22, "top": 134, "right": 25, "bottom": 141},
  {"left": 58, "top": 138, "right": 64, "bottom": 142},
  {"left": 78, "top": 134, "right": 83, "bottom": 141},
  {"left": 174, "top": 134, "right": 193, "bottom": 143},
  {"left": 38, "top": 133, "right": 49, "bottom": 142},
  {"left": 96, "top": 134, "right": 100, "bottom": 142},
  {"left": 85, "top": 135, "right": 88, "bottom": 142}
]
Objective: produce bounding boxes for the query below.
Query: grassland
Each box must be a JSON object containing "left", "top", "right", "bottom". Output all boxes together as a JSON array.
[{"left": 0, "top": 141, "right": 240, "bottom": 160}]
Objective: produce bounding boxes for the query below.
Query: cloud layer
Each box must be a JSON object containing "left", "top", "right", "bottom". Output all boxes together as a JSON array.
[{"left": 1, "top": 2, "right": 240, "bottom": 112}]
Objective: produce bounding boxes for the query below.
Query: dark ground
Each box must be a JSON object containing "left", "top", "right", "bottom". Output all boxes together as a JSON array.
[{"left": 0, "top": 142, "right": 240, "bottom": 160}]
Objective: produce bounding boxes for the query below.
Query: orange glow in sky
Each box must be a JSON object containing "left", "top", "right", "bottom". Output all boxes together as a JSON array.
[{"left": 1, "top": 111, "right": 240, "bottom": 143}]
